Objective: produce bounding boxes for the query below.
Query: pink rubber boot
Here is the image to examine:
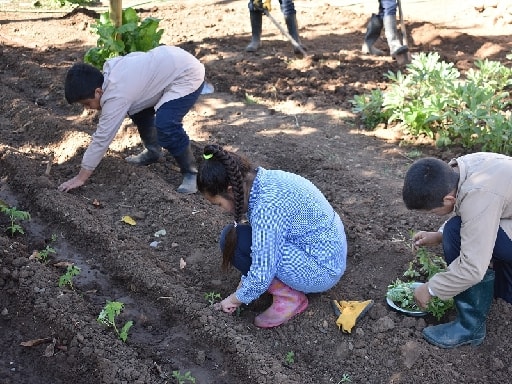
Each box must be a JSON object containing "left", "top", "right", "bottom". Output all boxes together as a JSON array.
[{"left": 254, "top": 279, "right": 309, "bottom": 328}]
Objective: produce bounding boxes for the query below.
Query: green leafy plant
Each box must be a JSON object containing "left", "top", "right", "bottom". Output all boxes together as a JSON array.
[
  {"left": 351, "top": 52, "right": 512, "bottom": 154},
  {"left": 0, "top": 204, "right": 31, "bottom": 236},
  {"left": 351, "top": 89, "right": 391, "bottom": 129},
  {"left": 387, "top": 279, "right": 453, "bottom": 320},
  {"left": 97, "top": 300, "right": 133, "bottom": 342},
  {"left": 337, "top": 373, "right": 352, "bottom": 383},
  {"left": 58, "top": 265, "right": 81, "bottom": 290},
  {"left": 34, "top": 234, "right": 58, "bottom": 263},
  {"left": 172, "top": 370, "right": 196, "bottom": 384},
  {"left": 244, "top": 93, "right": 258, "bottom": 104},
  {"left": 284, "top": 351, "right": 295, "bottom": 365},
  {"left": 204, "top": 291, "right": 221, "bottom": 305},
  {"left": 388, "top": 246, "right": 454, "bottom": 320},
  {"left": 403, "top": 247, "right": 448, "bottom": 280},
  {"left": 84, "top": 7, "right": 164, "bottom": 69}
]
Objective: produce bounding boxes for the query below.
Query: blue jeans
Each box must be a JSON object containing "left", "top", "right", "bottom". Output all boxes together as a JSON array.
[
  {"left": 248, "top": 0, "right": 296, "bottom": 16},
  {"left": 378, "top": 0, "right": 397, "bottom": 17},
  {"left": 219, "top": 223, "right": 252, "bottom": 275},
  {"left": 154, "top": 82, "right": 204, "bottom": 156},
  {"left": 443, "top": 216, "right": 512, "bottom": 303}
]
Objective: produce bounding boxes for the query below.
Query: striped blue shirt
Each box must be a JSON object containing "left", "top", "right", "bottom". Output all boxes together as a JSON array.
[{"left": 236, "top": 167, "right": 347, "bottom": 304}]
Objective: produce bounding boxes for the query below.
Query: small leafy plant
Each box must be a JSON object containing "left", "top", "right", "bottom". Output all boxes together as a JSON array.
[
  {"left": 0, "top": 204, "right": 31, "bottom": 236},
  {"left": 337, "top": 373, "right": 352, "bottom": 383},
  {"left": 284, "top": 351, "right": 295, "bottom": 365},
  {"left": 85, "top": 7, "right": 164, "bottom": 69},
  {"left": 172, "top": 370, "right": 196, "bottom": 384},
  {"left": 58, "top": 265, "right": 81, "bottom": 290},
  {"left": 403, "top": 247, "right": 448, "bottom": 280},
  {"left": 204, "top": 291, "right": 221, "bottom": 305},
  {"left": 34, "top": 234, "right": 58, "bottom": 263},
  {"left": 97, "top": 300, "right": 133, "bottom": 342},
  {"left": 387, "top": 246, "right": 454, "bottom": 320}
]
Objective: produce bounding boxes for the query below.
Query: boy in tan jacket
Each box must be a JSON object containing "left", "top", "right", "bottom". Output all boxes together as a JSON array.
[{"left": 402, "top": 152, "right": 512, "bottom": 348}]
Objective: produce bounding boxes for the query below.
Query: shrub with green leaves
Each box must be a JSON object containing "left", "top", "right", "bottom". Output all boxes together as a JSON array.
[
  {"left": 351, "top": 52, "right": 512, "bottom": 154},
  {"left": 85, "top": 7, "right": 164, "bottom": 69}
]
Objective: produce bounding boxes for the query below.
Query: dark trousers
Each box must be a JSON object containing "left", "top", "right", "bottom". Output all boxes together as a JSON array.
[
  {"left": 130, "top": 82, "right": 204, "bottom": 157},
  {"left": 219, "top": 223, "right": 252, "bottom": 275},
  {"left": 443, "top": 216, "right": 512, "bottom": 303}
]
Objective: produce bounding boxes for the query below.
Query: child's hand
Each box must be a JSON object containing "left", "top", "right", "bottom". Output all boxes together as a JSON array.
[
  {"left": 216, "top": 293, "right": 241, "bottom": 314},
  {"left": 58, "top": 176, "right": 85, "bottom": 192},
  {"left": 413, "top": 282, "right": 432, "bottom": 309},
  {"left": 412, "top": 231, "right": 442, "bottom": 248},
  {"left": 58, "top": 169, "right": 92, "bottom": 192}
]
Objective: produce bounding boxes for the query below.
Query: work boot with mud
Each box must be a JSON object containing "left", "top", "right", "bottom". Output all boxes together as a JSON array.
[{"left": 246, "top": 11, "right": 263, "bottom": 52}]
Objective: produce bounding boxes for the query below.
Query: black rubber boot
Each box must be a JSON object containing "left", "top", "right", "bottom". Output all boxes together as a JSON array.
[
  {"left": 173, "top": 144, "right": 198, "bottom": 194},
  {"left": 383, "top": 15, "right": 408, "bottom": 58},
  {"left": 125, "top": 125, "right": 163, "bottom": 166},
  {"left": 246, "top": 11, "right": 262, "bottom": 52},
  {"left": 361, "top": 14, "right": 385, "bottom": 56},
  {"left": 422, "top": 269, "right": 495, "bottom": 349},
  {"left": 284, "top": 14, "right": 306, "bottom": 54}
]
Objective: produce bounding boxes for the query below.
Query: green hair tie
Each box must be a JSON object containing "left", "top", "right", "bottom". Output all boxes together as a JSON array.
[{"left": 203, "top": 153, "right": 213, "bottom": 160}]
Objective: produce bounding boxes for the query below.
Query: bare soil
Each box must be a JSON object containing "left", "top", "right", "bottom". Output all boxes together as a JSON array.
[{"left": 1, "top": 0, "right": 512, "bottom": 383}]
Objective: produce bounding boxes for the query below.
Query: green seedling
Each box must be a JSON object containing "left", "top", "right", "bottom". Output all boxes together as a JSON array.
[
  {"left": 0, "top": 205, "right": 31, "bottom": 236},
  {"left": 284, "top": 351, "right": 295, "bottom": 365},
  {"left": 58, "top": 265, "right": 81, "bottom": 290},
  {"left": 204, "top": 291, "right": 221, "bottom": 305},
  {"left": 35, "top": 234, "right": 58, "bottom": 263},
  {"left": 338, "top": 373, "right": 352, "bottom": 383},
  {"left": 172, "top": 370, "right": 196, "bottom": 384},
  {"left": 404, "top": 247, "right": 448, "bottom": 280},
  {"left": 97, "top": 300, "right": 133, "bottom": 342},
  {"left": 244, "top": 93, "right": 258, "bottom": 105}
]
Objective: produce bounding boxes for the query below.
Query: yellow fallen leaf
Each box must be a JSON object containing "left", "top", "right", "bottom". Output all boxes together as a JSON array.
[{"left": 121, "top": 215, "right": 136, "bottom": 226}]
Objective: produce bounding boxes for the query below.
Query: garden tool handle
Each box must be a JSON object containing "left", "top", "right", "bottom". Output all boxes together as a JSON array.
[{"left": 262, "top": 9, "right": 308, "bottom": 56}]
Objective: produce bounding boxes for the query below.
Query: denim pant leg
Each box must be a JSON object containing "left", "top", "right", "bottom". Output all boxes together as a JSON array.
[
  {"left": 378, "top": 0, "right": 397, "bottom": 17},
  {"left": 279, "top": 0, "right": 296, "bottom": 17},
  {"left": 443, "top": 215, "right": 512, "bottom": 303},
  {"left": 154, "top": 82, "right": 204, "bottom": 157},
  {"left": 219, "top": 223, "right": 252, "bottom": 275}
]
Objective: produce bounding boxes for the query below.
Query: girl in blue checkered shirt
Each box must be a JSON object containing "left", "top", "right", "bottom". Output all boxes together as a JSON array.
[{"left": 197, "top": 144, "right": 347, "bottom": 328}]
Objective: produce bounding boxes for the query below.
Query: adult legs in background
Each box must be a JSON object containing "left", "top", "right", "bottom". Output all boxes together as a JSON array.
[{"left": 374, "top": 0, "right": 408, "bottom": 58}]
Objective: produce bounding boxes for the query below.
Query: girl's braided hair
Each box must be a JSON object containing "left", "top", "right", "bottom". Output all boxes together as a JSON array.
[{"left": 198, "top": 144, "right": 254, "bottom": 270}]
